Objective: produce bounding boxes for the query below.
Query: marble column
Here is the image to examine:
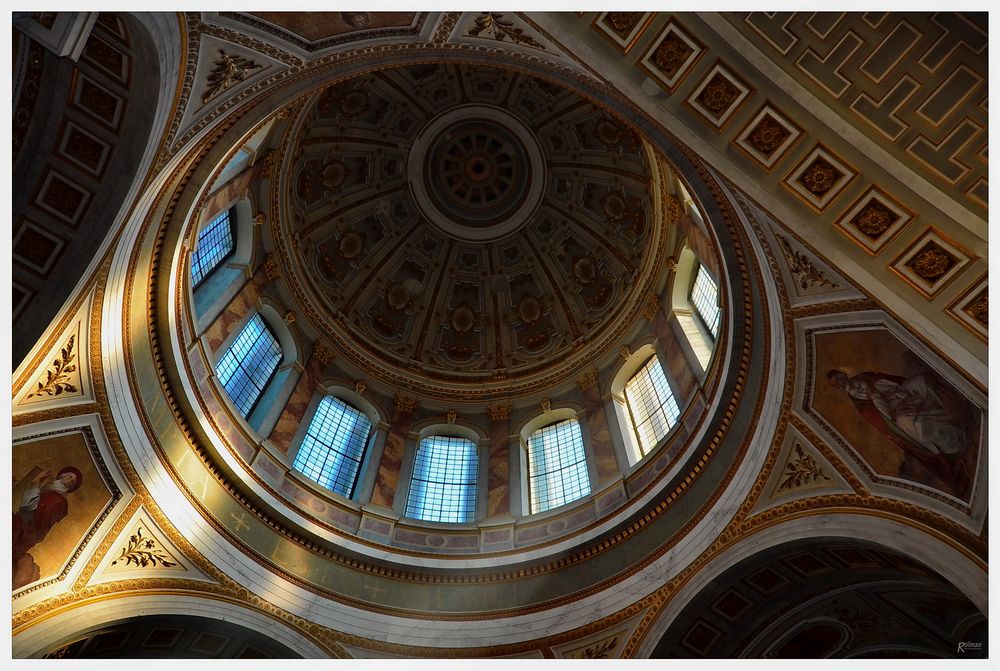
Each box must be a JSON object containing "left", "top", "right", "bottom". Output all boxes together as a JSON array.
[
  {"left": 267, "top": 343, "right": 335, "bottom": 454},
  {"left": 578, "top": 371, "right": 619, "bottom": 483},
  {"left": 653, "top": 310, "right": 698, "bottom": 405},
  {"left": 369, "top": 395, "right": 417, "bottom": 509},
  {"left": 202, "top": 269, "right": 269, "bottom": 354},
  {"left": 486, "top": 405, "right": 512, "bottom": 517},
  {"left": 678, "top": 211, "right": 721, "bottom": 278}
]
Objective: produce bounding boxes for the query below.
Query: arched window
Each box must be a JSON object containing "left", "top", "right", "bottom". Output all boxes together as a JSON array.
[
  {"left": 191, "top": 207, "right": 236, "bottom": 286},
  {"left": 216, "top": 313, "right": 282, "bottom": 418},
  {"left": 292, "top": 395, "right": 373, "bottom": 498},
  {"left": 624, "top": 355, "right": 680, "bottom": 457},
  {"left": 405, "top": 435, "right": 478, "bottom": 523},
  {"left": 527, "top": 418, "right": 590, "bottom": 514},
  {"left": 690, "top": 264, "right": 720, "bottom": 339}
]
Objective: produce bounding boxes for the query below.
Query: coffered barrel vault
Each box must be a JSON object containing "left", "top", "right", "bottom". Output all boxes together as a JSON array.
[{"left": 11, "top": 11, "right": 987, "bottom": 660}]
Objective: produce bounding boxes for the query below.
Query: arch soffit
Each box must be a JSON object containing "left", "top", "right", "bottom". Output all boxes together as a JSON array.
[{"left": 633, "top": 512, "right": 988, "bottom": 658}]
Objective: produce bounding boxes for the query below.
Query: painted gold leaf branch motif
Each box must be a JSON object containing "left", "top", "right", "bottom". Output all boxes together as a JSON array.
[
  {"left": 777, "top": 236, "right": 838, "bottom": 290},
  {"left": 777, "top": 443, "right": 831, "bottom": 492},
  {"left": 111, "top": 528, "right": 178, "bottom": 569},
  {"left": 581, "top": 636, "right": 618, "bottom": 658},
  {"left": 27, "top": 334, "right": 78, "bottom": 398},
  {"left": 201, "top": 49, "right": 262, "bottom": 104},
  {"left": 467, "top": 13, "right": 545, "bottom": 49}
]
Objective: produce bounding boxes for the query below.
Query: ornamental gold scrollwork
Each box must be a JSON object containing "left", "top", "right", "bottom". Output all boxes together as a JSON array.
[
  {"left": 467, "top": 13, "right": 545, "bottom": 50},
  {"left": 907, "top": 244, "right": 955, "bottom": 281},
  {"left": 576, "top": 369, "right": 599, "bottom": 391},
  {"left": 110, "top": 527, "right": 178, "bottom": 569},
  {"left": 850, "top": 200, "right": 895, "bottom": 239},
  {"left": 776, "top": 443, "right": 831, "bottom": 493},
  {"left": 27, "top": 334, "right": 78, "bottom": 398},
  {"left": 312, "top": 342, "right": 335, "bottom": 365},
  {"left": 201, "top": 49, "right": 262, "bottom": 104},
  {"left": 798, "top": 158, "right": 841, "bottom": 196},
  {"left": 963, "top": 290, "right": 987, "bottom": 326},
  {"left": 263, "top": 252, "right": 281, "bottom": 281},
  {"left": 697, "top": 75, "right": 739, "bottom": 115},
  {"left": 777, "top": 236, "right": 838, "bottom": 290},
  {"left": 487, "top": 405, "right": 512, "bottom": 421},
  {"left": 394, "top": 394, "right": 417, "bottom": 413},
  {"left": 652, "top": 35, "right": 693, "bottom": 79},
  {"left": 748, "top": 115, "right": 790, "bottom": 156},
  {"left": 642, "top": 294, "right": 660, "bottom": 321}
]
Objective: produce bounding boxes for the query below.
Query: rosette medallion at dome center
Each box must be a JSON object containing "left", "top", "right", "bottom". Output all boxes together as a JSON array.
[{"left": 408, "top": 105, "right": 545, "bottom": 242}]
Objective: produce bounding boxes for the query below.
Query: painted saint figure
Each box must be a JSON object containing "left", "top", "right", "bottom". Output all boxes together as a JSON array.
[
  {"left": 12, "top": 466, "right": 83, "bottom": 590},
  {"left": 827, "top": 369, "right": 971, "bottom": 497}
]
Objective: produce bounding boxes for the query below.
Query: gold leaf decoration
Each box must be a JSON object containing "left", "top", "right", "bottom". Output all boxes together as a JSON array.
[
  {"left": 467, "top": 13, "right": 545, "bottom": 49},
  {"left": 580, "top": 636, "right": 618, "bottom": 658},
  {"left": 27, "top": 334, "right": 79, "bottom": 398},
  {"left": 110, "top": 528, "right": 178, "bottom": 569},
  {"left": 777, "top": 236, "right": 838, "bottom": 290},
  {"left": 487, "top": 405, "right": 511, "bottom": 420},
  {"left": 201, "top": 49, "right": 262, "bottom": 104},
  {"left": 776, "top": 443, "right": 831, "bottom": 493}
]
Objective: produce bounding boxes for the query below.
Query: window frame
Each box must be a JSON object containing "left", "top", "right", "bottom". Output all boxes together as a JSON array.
[
  {"left": 623, "top": 354, "right": 681, "bottom": 459},
  {"left": 190, "top": 206, "right": 237, "bottom": 288},
  {"left": 524, "top": 416, "right": 591, "bottom": 515},
  {"left": 215, "top": 312, "right": 284, "bottom": 420},
  {"left": 403, "top": 433, "right": 481, "bottom": 524},
  {"left": 689, "top": 263, "right": 721, "bottom": 340},
  {"left": 292, "top": 394, "right": 375, "bottom": 499}
]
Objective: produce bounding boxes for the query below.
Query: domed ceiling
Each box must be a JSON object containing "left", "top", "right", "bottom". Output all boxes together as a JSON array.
[{"left": 278, "top": 63, "right": 660, "bottom": 392}]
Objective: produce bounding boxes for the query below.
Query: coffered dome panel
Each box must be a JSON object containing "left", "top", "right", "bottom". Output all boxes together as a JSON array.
[{"left": 279, "top": 63, "right": 658, "bottom": 393}]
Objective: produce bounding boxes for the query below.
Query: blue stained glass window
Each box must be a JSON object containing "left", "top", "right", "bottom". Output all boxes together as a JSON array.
[
  {"left": 191, "top": 209, "right": 235, "bottom": 286},
  {"left": 691, "top": 264, "right": 721, "bottom": 338},
  {"left": 405, "top": 435, "right": 478, "bottom": 523},
  {"left": 625, "top": 356, "right": 680, "bottom": 456},
  {"left": 216, "top": 313, "right": 282, "bottom": 418},
  {"left": 293, "top": 396, "right": 373, "bottom": 498},
  {"left": 527, "top": 419, "right": 590, "bottom": 514}
]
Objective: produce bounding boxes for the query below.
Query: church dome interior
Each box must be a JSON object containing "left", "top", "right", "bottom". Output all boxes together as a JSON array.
[{"left": 11, "top": 10, "right": 988, "bottom": 660}]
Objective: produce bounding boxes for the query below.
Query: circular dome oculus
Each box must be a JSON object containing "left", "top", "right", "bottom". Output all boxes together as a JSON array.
[{"left": 409, "top": 104, "right": 545, "bottom": 241}]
